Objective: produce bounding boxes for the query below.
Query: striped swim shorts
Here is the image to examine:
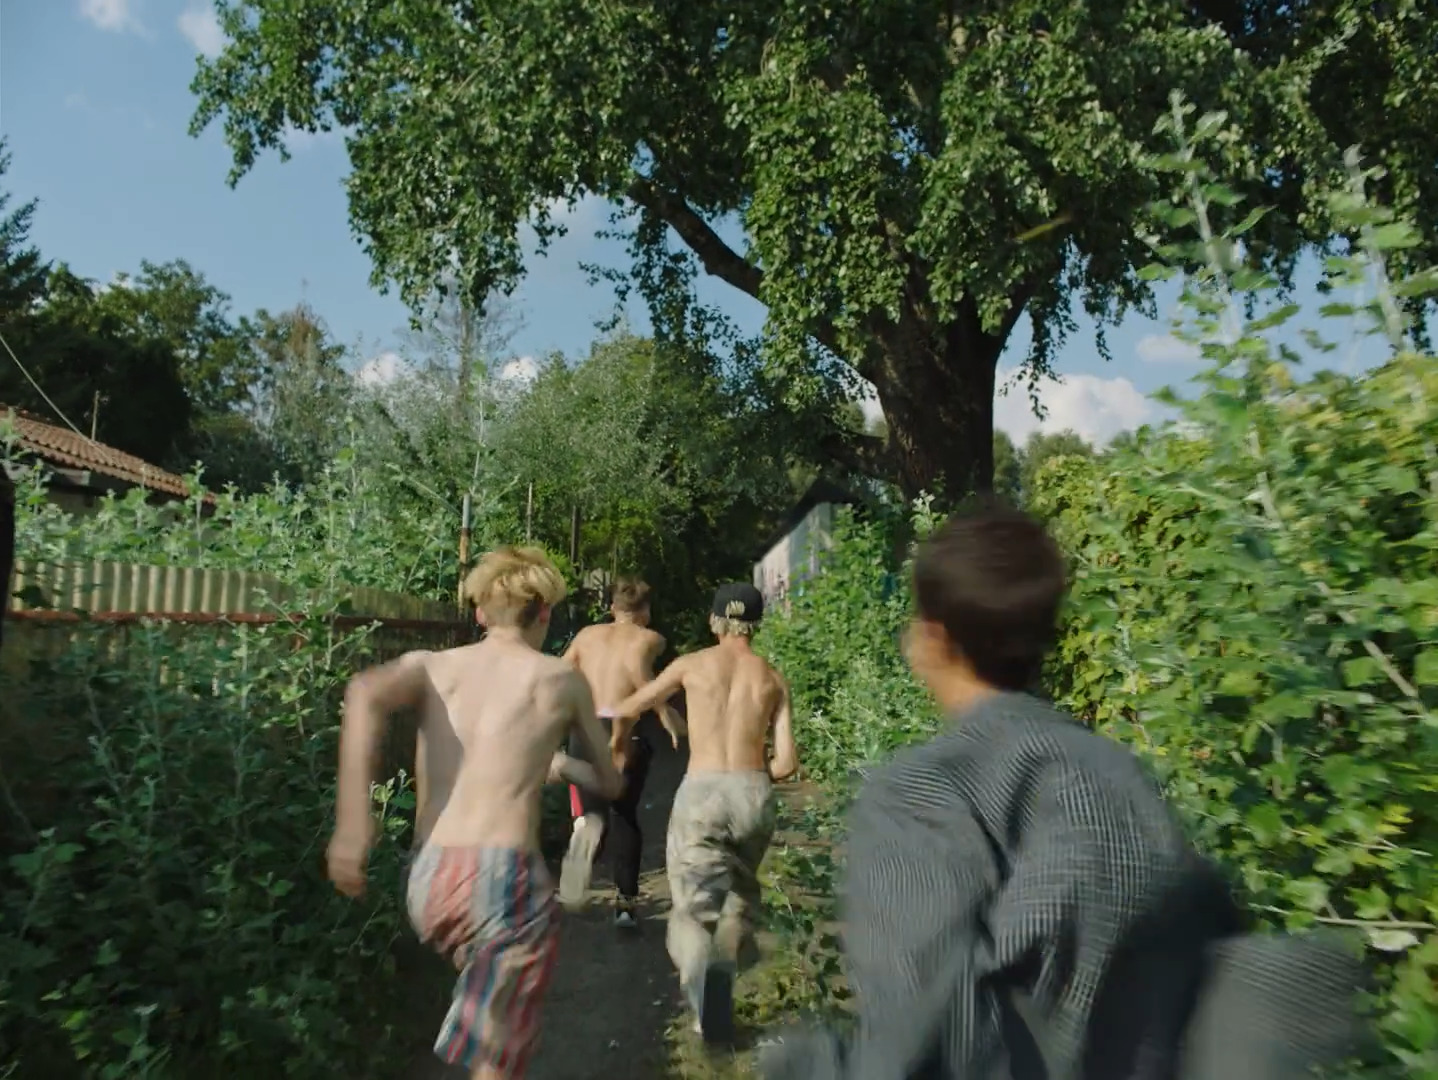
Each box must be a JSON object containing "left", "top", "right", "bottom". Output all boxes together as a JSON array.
[{"left": 406, "top": 844, "right": 559, "bottom": 1079}]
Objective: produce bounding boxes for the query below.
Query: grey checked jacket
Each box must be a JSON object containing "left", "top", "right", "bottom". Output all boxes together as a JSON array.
[{"left": 760, "top": 692, "right": 1362, "bottom": 1080}]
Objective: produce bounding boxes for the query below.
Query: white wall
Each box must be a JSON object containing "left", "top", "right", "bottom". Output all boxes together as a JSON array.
[{"left": 753, "top": 501, "right": 837, "bottom": 608}]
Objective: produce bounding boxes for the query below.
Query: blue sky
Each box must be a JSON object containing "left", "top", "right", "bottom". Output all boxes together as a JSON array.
[{"left": 1, "top": 0, "right": 1390, "bottom": 447}]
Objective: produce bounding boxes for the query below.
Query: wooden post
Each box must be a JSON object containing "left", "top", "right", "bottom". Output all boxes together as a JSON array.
[
  {"left": 525, "top": 483, "right": 534, "bottom": 542},
  {"left": 90, "top": 391, "right": 100, "bottom": 441},
  {"left": 457, "top": 493, "right": 472, "bottom": 612},
  {"left": 569, "top": 505, "right": 581, "bottom": 566}
]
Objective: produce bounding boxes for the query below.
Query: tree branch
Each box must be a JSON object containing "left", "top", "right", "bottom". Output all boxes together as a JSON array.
[
  {"left": 627, "top": 178, "right": 763, "bottom": 301},
  {"left": 819, "top": 425, "right": 894, "bottom": 482},
  {"left": 626, "top": 177, "right": 846, "bottom": 357}
]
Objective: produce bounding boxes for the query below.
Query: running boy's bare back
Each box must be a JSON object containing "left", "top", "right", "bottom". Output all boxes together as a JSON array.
[
  {"left": 415, "top": 633, "right": 612, "bottom": 851},
  {"left": 564, "top": 609, "right": 681, "bottom": 758},
  {"left": 605, "top": 582, "right": 797, "bottom": 1044},
  {"left": 557, "top": 577, "right": 683, "bottom": 921},
  {"left": 326, "top": 546, "right": 620, "bottom": 1080}
]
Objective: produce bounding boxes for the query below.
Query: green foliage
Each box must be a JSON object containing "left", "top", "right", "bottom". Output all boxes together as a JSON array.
[
  {"left": 94, "top": 259, "right": 263, "bottom": 417},
  {"left": 1016, "top": 430, "right": 1093, "bottom": 505},
  {"left": 491, "top": 331, "right": 814, "bottom": 647},
  {"left": 0, "top": 138, "right": 47, "bottom": 323},
  {"left": 1031, "top": 100, "right": 1438, "bottom": 1077},
  {"left": 0, "top": 415, "right": 475, "bottom": 1075},
  {"left": 992, "top": 430, "right": 1022, "bottom": 505},
  {"left": 4, "top": 433, "right": 463, "bottom": 602},
  {"left": 0, "top": 264, "right": 194, "bottom": 466},
  {"left": 0, "top": 611, "right": 421, "bottom": 1077},
  {"left": 755, "top": 501, "right": 940, "bottom": 784},
  {"left": 188, "top": 0, "right": 1434, "bottom": 496}
]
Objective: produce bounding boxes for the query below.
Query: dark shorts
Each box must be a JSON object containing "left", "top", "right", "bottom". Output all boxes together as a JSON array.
[{"left": 567, "top": 714, "right": 655, "bottom": 819}]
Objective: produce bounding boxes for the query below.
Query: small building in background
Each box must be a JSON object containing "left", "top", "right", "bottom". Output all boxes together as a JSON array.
[
  {"left": 0, "top": 405, "right": 209, "bottom": 515},
  {"left": 752, "top": 478, "right": 858, "bottom": 610}
]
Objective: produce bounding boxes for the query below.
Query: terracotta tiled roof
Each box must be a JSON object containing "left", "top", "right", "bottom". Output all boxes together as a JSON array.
[{"left": 0, "top": 405, "right": 205, "bottom": 501}]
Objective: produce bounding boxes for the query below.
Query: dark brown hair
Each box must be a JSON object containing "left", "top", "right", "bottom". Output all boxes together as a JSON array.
[
  {"left": 611, "top": 576, "right": 651, "bottom": 613},
  {"left": 911, "top": 502, "right": 1067, "bottom": 690}
]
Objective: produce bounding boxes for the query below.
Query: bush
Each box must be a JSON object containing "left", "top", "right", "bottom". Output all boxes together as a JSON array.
[
  {"left": 3, "top": 435, "right": 477, "bottom": 602},
  {"left": 0, "top": 440, "right": 474, "bottom": 1076},
  {"left": 755, "top": 499, "right": 941, "bottom": 785},
  {"left": 756, "top": 98, "right": 1438, "bottom": 1077},
  {"left": 1031, "top": 101, "right": 1438, "bottom": 1078},
  {"left": 0, "top": 613, "right": 424, "bottom": 1077}
]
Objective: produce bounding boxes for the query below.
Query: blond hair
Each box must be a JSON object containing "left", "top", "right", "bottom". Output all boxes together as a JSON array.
[
  {"left": 463, "top": 546, "right": 566, "bottom": 627},
  {"left": 709, "top": 614, "right": 757, "bottom": 638}
]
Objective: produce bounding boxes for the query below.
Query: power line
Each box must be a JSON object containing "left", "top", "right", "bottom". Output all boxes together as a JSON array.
[{"left": 0, "top": 327, "right": 90, "bottom": 439}]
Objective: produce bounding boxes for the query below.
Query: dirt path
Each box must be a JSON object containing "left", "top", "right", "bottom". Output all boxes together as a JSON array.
[{"left": 406, "top": 730, "right": 690, "bottom": 1079}]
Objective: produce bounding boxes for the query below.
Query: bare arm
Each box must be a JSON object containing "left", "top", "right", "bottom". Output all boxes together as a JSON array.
[
  {"left": 640, "top": 634, "right": 687, "bottom": 747},
  {"left": 548, "top": 751, "right": 606, "bottom": 791},
  {"left": 566, "top": 672, "right": 625, "bottom": 799},
  {"left": 412, "top": 726, "right": 428, "bottom": 850},
  {"left": 768, "top": 678, "right": 798, "bottom": 782},
  {"left": 607, "top": 655, "right": 689, "bottom": 722},
  {"left": 330, "top": 651, "right": 430, "bottom": 895}
]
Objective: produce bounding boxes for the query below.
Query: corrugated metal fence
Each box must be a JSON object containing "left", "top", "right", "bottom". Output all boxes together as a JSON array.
[{"left": 1, "top": 558, "right": 474, "bottom": 676}]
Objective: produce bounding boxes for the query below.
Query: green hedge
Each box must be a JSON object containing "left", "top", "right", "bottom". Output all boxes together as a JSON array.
[
  {"left": 1031, "top": 347, "right": 1438, "bottom": 1076},
  {"left": 756, "top": 109, "right": 1438, "bottom": 1076}
]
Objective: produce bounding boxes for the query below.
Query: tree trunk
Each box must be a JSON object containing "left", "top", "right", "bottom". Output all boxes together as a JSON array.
[{"left": 871, "top": 310, "right": 1004, "bottom": 502}]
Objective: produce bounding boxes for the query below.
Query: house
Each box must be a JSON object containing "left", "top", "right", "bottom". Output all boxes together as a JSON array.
[
  {"left": 0, "top": 405, "right": 210, "bottom": 514},
  {"left": 752, "top": 478, "right": 858, "bottom": 608}
]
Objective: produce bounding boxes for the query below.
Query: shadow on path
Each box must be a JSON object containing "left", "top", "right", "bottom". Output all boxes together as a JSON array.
[{"left": 405, "top": 726, "right": 689, "bottom": 1079}]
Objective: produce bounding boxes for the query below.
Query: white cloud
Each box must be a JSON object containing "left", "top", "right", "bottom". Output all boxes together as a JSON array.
[
  {"left": 1135, "top": 333, "right": 1200, "bottom": 365},
  {"left": 177, "top": 5, "right": 225, "bottom": 57},
  {"left": 995, "top": 366, "right": 1156, "bottom": 447},
  {"left": 356, "top": 351, "right": 404, "bottom": 387},
  {"left": 500, "top": 355, "right": 539, "bottom": 384},
  {"left": 854, "top": 370, "right": 1156, "bottom": 449},
  {"left": 79, "top": 0, "right": 141, "bottom": 33}
]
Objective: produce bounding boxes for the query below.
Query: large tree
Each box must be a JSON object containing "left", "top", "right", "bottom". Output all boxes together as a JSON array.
[
  {"left": 0, "top": 139, "right": 47, "bottom": 326},
  {"left": 493, "top": 331, "right": 813, "bottom": 639},
  {"left": 189, "top": 0, "right": 1433, "bottom": 497},
  {"left": 96, "top": 259, "right": 261, "bottom": 416},
  {"left": 0, "top": 265, "right": 194, "bottom": 465}
]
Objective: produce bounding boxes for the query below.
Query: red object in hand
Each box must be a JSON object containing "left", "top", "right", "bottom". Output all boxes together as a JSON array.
[{"left": 569, "top": 784, "right": 583, "bottom": 819}]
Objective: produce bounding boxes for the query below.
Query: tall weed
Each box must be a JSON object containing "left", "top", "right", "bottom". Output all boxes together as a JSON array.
[{"left": 1033, "top": 94, "right": 1438, "bottom": 1078}]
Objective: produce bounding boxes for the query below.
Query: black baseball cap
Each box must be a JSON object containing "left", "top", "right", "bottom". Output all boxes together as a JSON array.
[{"left": 711, "top": 583, "right": 764, "bottom": 622}]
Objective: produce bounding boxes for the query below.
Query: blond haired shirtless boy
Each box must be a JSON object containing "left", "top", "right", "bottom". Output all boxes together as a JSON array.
[
  {"left": 326, "top": 546, "right": 623, "bottom": 1080},
  {"left": 604, "top": 583, "right": 798, "bottom": 1045}
]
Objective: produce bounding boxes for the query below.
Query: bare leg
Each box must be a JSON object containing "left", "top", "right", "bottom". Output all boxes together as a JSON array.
[{"left": 559, "top": 811, "right": 604, "bottom": 908}]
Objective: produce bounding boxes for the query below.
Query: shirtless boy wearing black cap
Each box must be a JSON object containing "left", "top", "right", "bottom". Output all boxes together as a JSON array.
[{"left": 602, "top": 582, "right": 799, "bottom": 1045}]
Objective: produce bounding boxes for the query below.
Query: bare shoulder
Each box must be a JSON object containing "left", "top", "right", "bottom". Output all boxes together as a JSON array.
[
  {"left": 642, "top": 627, "right": 667, "bottom": 653},
  {"left": 360, "top": 648, "right": 435, "bottom": 679},
  {"left": 760, "top": 656, "right": 789, "bottom": 695},
  {"left": 534, "top": 652, "right": 589, "bottom": 698}
]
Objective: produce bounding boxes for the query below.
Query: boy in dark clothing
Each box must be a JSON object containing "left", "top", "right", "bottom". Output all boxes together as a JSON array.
[{"left": 761, "top": 505, "right": 1360, "bottom": 1080}]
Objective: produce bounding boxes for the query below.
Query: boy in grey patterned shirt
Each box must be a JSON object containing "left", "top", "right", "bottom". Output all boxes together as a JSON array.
[{"left": 762, "top": 504, "right": 1360, "bottom": 1080}]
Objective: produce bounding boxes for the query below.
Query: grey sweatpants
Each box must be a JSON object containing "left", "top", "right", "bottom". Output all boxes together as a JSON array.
[{"left": 665, "top": 770, "right": 777, "bottom": 1011}]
